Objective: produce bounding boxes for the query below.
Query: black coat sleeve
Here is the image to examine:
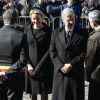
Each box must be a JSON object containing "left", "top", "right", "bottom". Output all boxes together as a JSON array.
[
  {"left": 7, "top": 33, "right": 29, "bottom": 73},
  {"left": 49, "top": 30, "right": 63, "bottom": 72}
]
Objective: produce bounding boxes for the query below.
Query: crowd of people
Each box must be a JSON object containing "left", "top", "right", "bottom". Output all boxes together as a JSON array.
[
  {"left": 0, "top": 0, "right": 100, "bottom": 100},
  {"left": 0, "top": 0, "right": 100, "bottom": 27}
]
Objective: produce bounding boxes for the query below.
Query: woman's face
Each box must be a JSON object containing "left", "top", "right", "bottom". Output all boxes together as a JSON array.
[{"left": 30, "top": 13, "right": 43, "bottom": 28}]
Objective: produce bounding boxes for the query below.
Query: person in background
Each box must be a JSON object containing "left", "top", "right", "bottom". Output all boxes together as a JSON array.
[
  {"left": 81, "top": 0, "right": 96, "bottom": 17},
  {"left": 25, "top": 7, "right": 53, "bottom": 100},
  {"left": 0, "top": 0, "right": 6, "bottom": 27},
  {"left": 0, "top": 8, "right": 28, "bottom": 100},
  {"left": 29, "top": 0, "right": 36, "bottom": 7},
  {"left": 81, "top": 0, "right": 100, "bottom": 16},
  {"left": 85, "top": 10, "right": 100, "bottom": 100},
  {"left": 33, "top": 0, "right": 49, "bottom": 18},
  {"left": 49, "top": 8, "right": 87, "bottom": 100},
  {"left": 93, "top": 0, "right": 100, "bottom": 10},
  {"left": 76, "top": 0, "right": 84, "bottom": 4},
  {"left": 17, "top": 0, "right": 30, "bottom": 16},
  {"left": 46, "top": 0, "right": 63, "bottom": 29},
  {"left": 3, "top": 0, "right": 19, "bottom": 12},
  {"left": 0, "top": 0, "right": 5, "bottom": 16}
]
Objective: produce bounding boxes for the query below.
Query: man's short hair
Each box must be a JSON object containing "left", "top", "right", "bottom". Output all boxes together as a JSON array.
[
  {"left": 3, "top": 8, "right": 18, "bottom": 24},
  {"left": 88, "top": 10, "right": 100, "bottom": 25},
  {"left": 61, "top": 8, "right": 75, "bottom": 21}
]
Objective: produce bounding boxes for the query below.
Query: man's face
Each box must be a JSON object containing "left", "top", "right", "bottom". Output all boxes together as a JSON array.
[
  {"left": 89, "top": 21, "right": 93, "bottom": 28},
  {"left": 89, "top": 17, "right": 95, "bottom": 30},
  {"left": 63, "top": 15, "right": 75, "bottom": 29}
]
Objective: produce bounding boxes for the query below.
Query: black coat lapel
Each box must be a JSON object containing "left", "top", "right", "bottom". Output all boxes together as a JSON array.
[
  {"left": 59, "top": 28, "right": 66, "bottom": 49},
  {"left": 26, "top": 25, "right": 37, "bottom": 66},
  {"left": 65, "top": 29, "right": 78, "bottom": 49},
  {"left": 27, "top": 25, "right": 36, "bottom": 44}
]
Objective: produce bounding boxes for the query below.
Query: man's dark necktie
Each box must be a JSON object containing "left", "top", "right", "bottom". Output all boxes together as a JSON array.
[{"left": 65, "top": 30, "right": 71, "bottom": 43}]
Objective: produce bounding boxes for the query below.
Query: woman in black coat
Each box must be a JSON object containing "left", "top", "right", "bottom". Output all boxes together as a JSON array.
[{"left": 25, "top": 7, "right": 53, "bottom": 100}]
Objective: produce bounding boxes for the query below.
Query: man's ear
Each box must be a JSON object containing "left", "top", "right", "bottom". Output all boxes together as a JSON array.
[{"left": 93, "top": 21, "right": 98, "bottom": 27}]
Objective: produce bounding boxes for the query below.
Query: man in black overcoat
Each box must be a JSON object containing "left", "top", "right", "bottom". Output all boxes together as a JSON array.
[
  {"left": 49, "top": 8, "right": 87, "bottom": 100},
  {"left": 0, "top": 8, "right": 28, "bottom": 100},
  {"left": 85, "top": 10, "right": 100, "bottom": 100}
]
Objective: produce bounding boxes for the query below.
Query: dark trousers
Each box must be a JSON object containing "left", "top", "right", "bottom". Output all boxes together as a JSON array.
[
  {"left": 88, "top": 79, "right": 100, "bottom": 100},
  {"left": 0, "top": 73, "right": 23, "bottom": 100}
]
